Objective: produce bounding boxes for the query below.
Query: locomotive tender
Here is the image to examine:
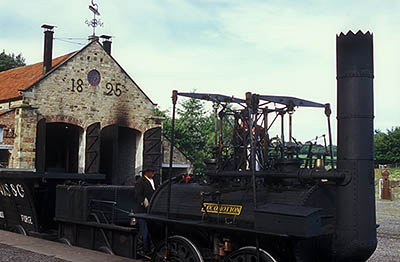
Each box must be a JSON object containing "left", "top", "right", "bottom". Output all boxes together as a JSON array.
[{"left": 0, "top": 31, "right": 376, "bottom": 262}]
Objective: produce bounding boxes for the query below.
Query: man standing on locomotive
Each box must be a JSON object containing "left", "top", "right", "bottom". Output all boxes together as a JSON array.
[{"left": 135, "top": 168, "right": 158, "bottom": 255}]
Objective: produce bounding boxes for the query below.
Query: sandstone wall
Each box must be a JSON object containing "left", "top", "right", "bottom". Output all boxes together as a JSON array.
[
  {"left": 0, "top": 110, "right": 15, "bottom": 145},
  {"left": 9, "top": 41, "right": 161, "bottom": 170},
  {"left": 162, "top": 136, "right": 192, "bottom": 166},
  {"left": 24, "top": 41, "right": 157, "bottom": 132}
]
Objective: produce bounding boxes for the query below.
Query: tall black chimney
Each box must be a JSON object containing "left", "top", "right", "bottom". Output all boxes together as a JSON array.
[
  {"left": 41, "top": 24, "right": 54, "bottom": 74},
  {"left": 334, "top": 30, "right": 377, "bottom": 261},
  {"left": 100, "top": 35, "right": 112, "bottom": 55}
]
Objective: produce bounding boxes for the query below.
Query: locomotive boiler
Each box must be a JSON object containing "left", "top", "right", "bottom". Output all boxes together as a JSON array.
[{"left": 137, "top": 31, "right": 377, "bottom": 262}]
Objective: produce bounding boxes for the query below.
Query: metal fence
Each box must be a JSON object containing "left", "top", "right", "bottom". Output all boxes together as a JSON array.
[{"left": 378, "top": 163, "right": 400, "bottom": 169}]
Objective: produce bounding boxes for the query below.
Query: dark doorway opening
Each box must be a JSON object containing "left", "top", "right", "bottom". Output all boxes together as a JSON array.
[
  {"left": 100, "top": 125, "right": 139, "bottom": 185},
  {"left": 45, "top": 123, "right": 81, "bottom": 173},
  {"left": 0, "top": 149, "right": 10, "bottom": 168}
]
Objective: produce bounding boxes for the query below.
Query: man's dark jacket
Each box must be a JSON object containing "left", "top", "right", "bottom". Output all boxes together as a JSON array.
[{"left": 135, "top": 176, "right": 158, "bottom": 213}]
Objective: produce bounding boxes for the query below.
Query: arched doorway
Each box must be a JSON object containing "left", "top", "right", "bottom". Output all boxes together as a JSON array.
[
  {"left": 100, "top": 125, "right": 141, "bottom": 185},
  {"left": 35, "top": 120, "right": 82, "bottom": 173}
]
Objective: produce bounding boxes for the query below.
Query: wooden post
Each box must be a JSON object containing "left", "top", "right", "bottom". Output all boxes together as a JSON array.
[{"left": 381, "top": 169, "right": 392, "bottom": 200}]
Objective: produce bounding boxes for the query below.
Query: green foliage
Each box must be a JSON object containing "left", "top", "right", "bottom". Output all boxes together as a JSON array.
[
  {"left": 0, "top": 51, "right": 26, "bottom": 72},
  {"left": 391, "top": 168, "right": 400, "bottom": 179},
  {"left": 161, "top": 98, "right": 214, "bottom": 174},
  {"left": 176, "top": 98, "right": 214, "bottom": 173},
  {"left": 375, "top": 127, "right": 400, "bottom": 164},
  {"left": 298, "top": 144, "right": 330, "bottom": 155}
]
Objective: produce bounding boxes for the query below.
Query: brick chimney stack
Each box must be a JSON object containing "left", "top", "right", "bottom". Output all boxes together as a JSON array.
[
  {"left": 100, "top": 35, "right": 112, "bottom": 55},
  {"left": 41, "top": 24, "right": 55, "bottom": 75}
]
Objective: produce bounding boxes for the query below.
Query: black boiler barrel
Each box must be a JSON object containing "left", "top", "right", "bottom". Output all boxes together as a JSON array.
[{"left": 334, "top": 31, "right": 377, "bottom": 261}]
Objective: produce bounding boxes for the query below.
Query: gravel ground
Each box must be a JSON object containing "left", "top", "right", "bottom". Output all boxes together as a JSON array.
[
  {"left": 0, "top": 243, "right": 68, "bottom": 262},
  {"left": 367, "top": 200, "right": 400, "bottom": 262}
]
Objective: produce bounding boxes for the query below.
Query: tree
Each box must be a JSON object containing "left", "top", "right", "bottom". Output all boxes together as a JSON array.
[
  {"left": 0, "top": 51, "right": 26, "bottom": 72},
  {"left": 175, "top": 98, "right": 214, "bottom": 173},
  {"left": 159, "top": 98, "right": 214, "bottom": 174},
  {"left": 375, "top": 127, "right": 400, "bottom": 164}
]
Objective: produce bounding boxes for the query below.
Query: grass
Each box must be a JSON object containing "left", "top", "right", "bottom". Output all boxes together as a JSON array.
[{"left": 390, "top": 168, "right": 400, "bottom": 179}]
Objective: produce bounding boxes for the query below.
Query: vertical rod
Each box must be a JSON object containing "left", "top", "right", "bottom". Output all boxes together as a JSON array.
[
  {"left": 328, "top": 119, "right": 335, "bottom": 168},
  {"left": 280, "top": 113, "right": 285, "bottom": 158},
  {"left": 325, "top": 104, "right": 335, "bottom": 168},
  {"left": 93, "top": 13, "right": 96, "bottom": 36},
  {"left": 246, "top": 92, "right": 257, "bottom": 209},
  {"left": 165, "top": 90, "right": 178, "bottom": 258},
  {"left": 218, "top": 111, "right": 224, "bottom": 169},
  {"left": 263, "top": 109, "right": 269, "bottom": 168},
  {"left": 213, "top": 103, "right": 218, "bottom": 147},
  {"left": 213, "top": 103, "right": 219, "bottom": 169},
  {"left": 289, "top": 112, "right": 293, "bottom": 143},
  {"left": 249, "top": 108, "right": 257, "bottom": 209},
  {"left": 167, "top": 90, "right": 177, "bottom": 217}
]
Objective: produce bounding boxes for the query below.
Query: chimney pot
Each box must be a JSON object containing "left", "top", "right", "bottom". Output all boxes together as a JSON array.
[{"left": 100, "top": 35, "right": 112, "bottom": 56}]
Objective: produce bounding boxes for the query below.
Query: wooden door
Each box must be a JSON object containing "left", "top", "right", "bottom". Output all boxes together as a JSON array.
[
  {"left": 85, "top": 122, "right": 100, "bottom": 173},
  {"left": 143, "top": 127, "right": 162, "bottom": 175},
  {"left": 35, "top": 118, "right": 46, "bottom": 172}
]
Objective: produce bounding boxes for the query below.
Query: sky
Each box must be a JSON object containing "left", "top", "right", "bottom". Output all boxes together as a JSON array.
[{"left": 0, "top": 0, "right": 399, "bottom": 144}]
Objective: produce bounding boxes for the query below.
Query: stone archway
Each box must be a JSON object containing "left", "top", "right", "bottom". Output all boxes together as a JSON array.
[{"left": 99, "top": 125, "right": 141, "bottom": 185}]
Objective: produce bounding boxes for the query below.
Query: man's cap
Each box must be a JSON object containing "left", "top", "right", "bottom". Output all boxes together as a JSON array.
[{"left": 142, "top": 168, "right": 155, "bottom": 173}]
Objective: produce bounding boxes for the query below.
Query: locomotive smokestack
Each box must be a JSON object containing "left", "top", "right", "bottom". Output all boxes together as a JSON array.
[
  {"left": 41, "top": 24, "right": 54, "bottom": 74},
  {"left": 334, "top": 31, "right": 377, "bottom": 261}
]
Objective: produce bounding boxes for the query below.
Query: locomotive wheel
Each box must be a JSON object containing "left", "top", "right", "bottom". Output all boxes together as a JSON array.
[
  {"left": 225, "top": 246, "right": 278, "bottom": 262},
  {"left": 152, "top": 235, "right": 204, "bottom": 262},
  {"left": 14, "top": 225, "right": 27, "bottom": 236},
  {"left": 58, "top": 237, "right": 72, "bottom": 246},
  {"left": 98, "top": 246, "right": 115, "bottom": 255}
]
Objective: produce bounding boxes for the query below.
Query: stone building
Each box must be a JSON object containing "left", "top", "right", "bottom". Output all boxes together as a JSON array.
[
  {"left": 0, "top": 26, "right": 190, "bottom": 184},
  {"left": 161, "top": 136, "right": 192, "bottom": 182}
]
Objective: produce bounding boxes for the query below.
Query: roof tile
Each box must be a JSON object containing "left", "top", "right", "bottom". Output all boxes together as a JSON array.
[{"left": 0, "top": 53, "right": 74, "bottom": 102}]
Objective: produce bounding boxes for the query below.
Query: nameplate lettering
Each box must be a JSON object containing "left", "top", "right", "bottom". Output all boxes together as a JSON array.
[
  {"left": 0, "top": 183, "right": 25, "bottom": 198},
  {"left": 20, "top": 214, "right": 33, "bottom": 225},
  {"left": 201, "top": 203, "right": 243, "bottom": 216}
]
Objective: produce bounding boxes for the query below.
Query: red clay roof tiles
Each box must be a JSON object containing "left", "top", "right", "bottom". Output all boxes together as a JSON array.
[
  {"left": 0, "top": 53, "right": 74, "bottom": 102},
  {"left": 0, "top": 109, "right": 13, "bottom": 117}
]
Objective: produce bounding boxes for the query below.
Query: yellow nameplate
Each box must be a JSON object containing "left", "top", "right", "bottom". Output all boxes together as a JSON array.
[{"left": 201, "top": 203, "right": 242, "bottom": 216}]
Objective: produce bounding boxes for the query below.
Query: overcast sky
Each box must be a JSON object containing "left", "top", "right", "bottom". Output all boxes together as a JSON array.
[{"left": 0, "top": 0, "right": 399, "bottom": 144}]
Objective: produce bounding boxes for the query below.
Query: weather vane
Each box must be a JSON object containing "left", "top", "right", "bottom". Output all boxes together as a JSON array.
[{"left": 85, "top": 0, "right": 103, "bottom": 36}]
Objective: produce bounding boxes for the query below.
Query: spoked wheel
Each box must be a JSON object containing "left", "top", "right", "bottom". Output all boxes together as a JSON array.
[
  {"left": 152, "top": 235, "right": 204, "bottom": 262},
  {"left": 225, "top": 246, "right": 278, "bottom": 262},
  {"left": 58, "top": 237, "right": 72, "bottom": 246},
  {"left": 14, "top": 225, "right": 27, "bottom": 236},
  {"left": 98, "top": 246, "right": 115, "bottom": 255}
]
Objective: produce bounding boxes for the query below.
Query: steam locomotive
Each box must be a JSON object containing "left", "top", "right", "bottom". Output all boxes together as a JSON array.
[{"left": 0, "top": 31, "right": 376, "bottom": 262}]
